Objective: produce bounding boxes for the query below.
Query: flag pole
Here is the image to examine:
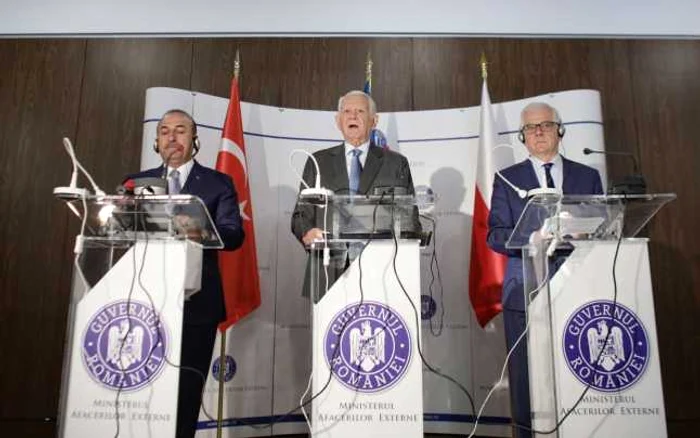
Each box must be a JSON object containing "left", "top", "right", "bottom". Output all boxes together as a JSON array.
[
  {"left": 216, "top": 48, "right": 241, "bottom": 438},
  {"left": 365, "top": 51, "right": 372, "bottom": 94},
  {"left": 480, "top": 52, "right": 488, "bottom": 80}
]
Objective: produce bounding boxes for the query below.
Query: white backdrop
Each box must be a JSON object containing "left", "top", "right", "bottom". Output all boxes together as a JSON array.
[{"left": 140, "top": 87, "right": 606, "bottom": 437}]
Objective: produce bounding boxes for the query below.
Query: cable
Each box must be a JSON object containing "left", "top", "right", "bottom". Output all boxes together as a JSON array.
[
  {"left": 420, "top": 213, "right": 445, "bottom": 337},
  {"left": 386, "top": 190, "right": 478, "bottom": 426}
]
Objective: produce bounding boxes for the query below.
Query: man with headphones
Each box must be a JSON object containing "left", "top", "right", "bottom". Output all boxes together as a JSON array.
[
  {"left": 125, "top": 109, "right": 244, "bottom": 438},
  {"left": 486, "top": 102, "right": 602, "bottom": 438}
]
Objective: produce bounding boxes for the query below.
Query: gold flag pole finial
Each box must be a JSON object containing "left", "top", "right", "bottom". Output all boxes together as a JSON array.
[
  {"left": 234, "top": 49, "right": 241, "bottom": 80},
  {"left": 480, "top": 52, "right": 488, "bottom": 80}
]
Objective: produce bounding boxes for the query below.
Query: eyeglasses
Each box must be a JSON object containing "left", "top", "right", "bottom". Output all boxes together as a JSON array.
[{"left": 521, "top": 121, "right": 560, "bottom": 134}]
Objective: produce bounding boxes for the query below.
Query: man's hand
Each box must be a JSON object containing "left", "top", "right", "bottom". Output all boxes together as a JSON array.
[{"left": 302, "top": 228, "right": 325, "bottom": 247}]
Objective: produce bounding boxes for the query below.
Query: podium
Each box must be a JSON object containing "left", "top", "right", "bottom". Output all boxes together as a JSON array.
[
  {"left": 507, "top": 193, "right": 676, "bottom": 438},
  {"left": 56, "top": 194, "right": 222, "bottom": 438},
  {"left": 303, "top": 194, "right": 426, "bottom": 438}
]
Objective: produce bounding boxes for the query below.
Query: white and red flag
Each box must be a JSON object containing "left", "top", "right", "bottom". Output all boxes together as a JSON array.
[
  {"left": 216, "top": 76, "right": 261, "bottom": 331},
  {"left": 469, "top": 76, "right": 509, "bottom": 327}
]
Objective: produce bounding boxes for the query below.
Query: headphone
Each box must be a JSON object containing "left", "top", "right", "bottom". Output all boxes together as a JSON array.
[
  {"left": 517, "top": 122, "right": 566, "bottom": 143},
  {"left": 153, "top": 136, "right": 200, "bottom": 156}
]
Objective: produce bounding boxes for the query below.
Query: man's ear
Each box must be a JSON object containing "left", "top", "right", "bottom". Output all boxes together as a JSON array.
[{"left": 372, "top": 114, "right": 379, "bottom": 128}]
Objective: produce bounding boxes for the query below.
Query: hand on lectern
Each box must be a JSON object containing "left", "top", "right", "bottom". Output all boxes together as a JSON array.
[
  {"left": 302, "top": 227, "right": 325, "bottom": 247},
  {"left": 173, "top": 214, "right": 207, "bottom": 242}
]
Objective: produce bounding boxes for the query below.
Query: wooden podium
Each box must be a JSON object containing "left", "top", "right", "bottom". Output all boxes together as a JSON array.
[
  {"left": 507, "top": 193, "right": 675, "bottom": 438},
  {"left": 56, "top": 194, "right": 222, "bottom": 437},
  {"left": 304, "top": 194, "right": 426, "bottom": 438}
]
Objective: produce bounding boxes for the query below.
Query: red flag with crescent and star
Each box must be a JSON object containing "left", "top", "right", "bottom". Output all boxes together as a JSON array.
[{"left": 216, "top": 76, "right": 261, "bottom": 331}]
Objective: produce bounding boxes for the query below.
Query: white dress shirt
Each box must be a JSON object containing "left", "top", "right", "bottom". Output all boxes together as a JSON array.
[{"left": 529, "top": 154, "right": 563, "bottom": 189}]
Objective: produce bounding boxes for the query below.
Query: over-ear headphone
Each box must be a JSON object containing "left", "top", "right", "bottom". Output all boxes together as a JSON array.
[
  {"left": 517, "top": 123, "right": 566, "bottom": 143},
  {"left": 153, "top": 136, "right": 200, "bottom": 155}
]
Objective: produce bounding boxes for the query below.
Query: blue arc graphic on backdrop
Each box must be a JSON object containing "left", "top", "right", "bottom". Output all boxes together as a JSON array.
[
  {"left": 324, "top": 301, "right": 412, "bottom": 393},
  {"left": 82, "top": 300, "right": 168, "bottom": 392},
  {"left": 562, "top": 300, "right": 649, "bottom": 393}
]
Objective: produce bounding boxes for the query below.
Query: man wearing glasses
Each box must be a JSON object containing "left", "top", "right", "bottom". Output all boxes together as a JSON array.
[{"left": 486, "top": 102, "right": 603, "bottom": 438}]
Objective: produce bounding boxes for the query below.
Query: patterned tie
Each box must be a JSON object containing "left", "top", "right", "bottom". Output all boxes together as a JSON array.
[
  {"left": 169, "top": 169, "right": 181, "bottom": 194},
  {"left": 349, "top": 149, "right": 363, "bottom": 194},
  {"left": 543, "top": 162, "right": 555, "bottom": 189}
]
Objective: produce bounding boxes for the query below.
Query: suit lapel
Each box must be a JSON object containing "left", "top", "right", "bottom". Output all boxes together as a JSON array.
[
  {"left": 518, "top": 159, "right": 541, "bottom": 191},
  {"left": 181, "top": 160, "right": 202, "bottom": 194},
  {"left": 561, "top": 157, "right": 573, "bottom": 193},
  {"left": 328, "top": 145, "right": 349, "bottom": 193},
  {"left": 358, "top": 145, "right": 383, "bottom": 194}
]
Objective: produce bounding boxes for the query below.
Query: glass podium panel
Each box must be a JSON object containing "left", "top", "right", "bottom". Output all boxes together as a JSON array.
[
  {"left": 62, "top": 194, "right": 224, "bottom": 249},
  {"left": 505, "top": 193, "right": 675, "bottom": 436}
]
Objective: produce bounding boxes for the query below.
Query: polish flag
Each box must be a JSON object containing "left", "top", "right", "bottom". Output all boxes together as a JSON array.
[{"left": 469, "top": 78, "right": 509, "bottom": 327}]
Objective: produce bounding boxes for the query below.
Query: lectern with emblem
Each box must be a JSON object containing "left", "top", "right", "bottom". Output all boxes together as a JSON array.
[
  {"left": 303, "top": 193, "right": 428, "bottom": 438},
  {"left": 507, "top": 193, "right": 675, "bottom": 437},
  {"left": 55, "top": 194, "right": 222, "bottom": 437}
]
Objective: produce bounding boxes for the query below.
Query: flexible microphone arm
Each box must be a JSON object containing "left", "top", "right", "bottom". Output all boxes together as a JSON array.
[
  {"left": 583, "top": 147, "right": 640, "bottom": 174},
  {"left": 289, "top": 149, "right": 334, "bottom": 198}
]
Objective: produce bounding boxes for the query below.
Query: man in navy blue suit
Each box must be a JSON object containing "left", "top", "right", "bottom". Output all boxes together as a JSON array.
[
  {"left": 126, "top": 109, "right": 244, "bottom": 438},
  {"left": 487, "top": 102, "right": 603, "bottom": 438}
]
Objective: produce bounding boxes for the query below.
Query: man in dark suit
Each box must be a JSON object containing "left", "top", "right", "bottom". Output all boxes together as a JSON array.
[
  {"left": 291, "top": 90, "right": 420, "bottom": 297},
  {"left": 125, "top": 109, "right": 244, "bottom": 438},
  {"left": 487, "top": 102, "right": 603, "bottom": 438}
]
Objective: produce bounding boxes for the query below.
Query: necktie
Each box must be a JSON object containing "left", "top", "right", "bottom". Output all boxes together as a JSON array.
[
  {"left": 349, "top": 149, "right": 362, "bottom": 194},
  {"left": 543, "top": 163, "right": 555, "bottom": 189},
  {"left": 169, "top": 169, "right": 181, "bottom": 194}
]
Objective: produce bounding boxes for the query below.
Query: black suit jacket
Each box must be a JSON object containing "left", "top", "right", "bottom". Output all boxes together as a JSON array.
[
  {"left": 291, "top": 144, "right": 420, "bottom": 297},
  {"left": 126, "top": 160, "right": 245, "bottom": 324}
]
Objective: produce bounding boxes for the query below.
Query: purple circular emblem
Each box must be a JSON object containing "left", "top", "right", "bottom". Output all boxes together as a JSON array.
[
  {"left": 562, "top": 300, "right": 649, "bottom": 392},
  {"left": 324, "top": 302, "right": 412, "bottom": 393},
  {"left": 82, "top": 300, "right": 168, "bottom": 392},
  {"left": 211, "top": 355, "right": 237, "bottom": 382}
]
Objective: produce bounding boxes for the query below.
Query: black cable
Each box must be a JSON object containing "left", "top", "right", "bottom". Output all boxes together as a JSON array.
[
  {"left": 420, "top": 213, "right": 445, "bottom": 337},
  {"left": 387, "top": 191, "right": 478, "bottom": 422},
  {"left": 510, "top": 201, "right": 626, "bottom": 436},
  {"left": 223, "top": 192, "right": 387, "bottom": 431}
]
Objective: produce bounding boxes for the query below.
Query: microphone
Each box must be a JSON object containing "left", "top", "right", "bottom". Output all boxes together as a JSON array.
[
  {"left": 490, "top": 143, "right": 560, "bottom": 199},
  {"left": 290, "top": 149, "right": 334, "bottom": 200},
  {"left": 583, "top": 147, "right": 646, "bottom": 194},
  {"left": 53, "top": 137, "right": 106, "bottom": 200}
]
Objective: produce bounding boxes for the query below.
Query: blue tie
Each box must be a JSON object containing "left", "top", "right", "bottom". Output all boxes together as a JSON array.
[
  {"left": 349, "top": 149, "right": 362, "bottom": 194},
  {"left": 543, "top": 163, "right": 555, "bottom": 189},
  {"left": 169, "top": 169, "right": 182, "bottom": 194}
]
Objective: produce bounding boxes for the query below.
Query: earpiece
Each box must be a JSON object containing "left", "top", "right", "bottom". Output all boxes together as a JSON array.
[
  {"left": 517, "top": 123, "right": 566, "bottom": 143},
  {"left": 192, "top": 136, "right": 200, "bottom": 156}
]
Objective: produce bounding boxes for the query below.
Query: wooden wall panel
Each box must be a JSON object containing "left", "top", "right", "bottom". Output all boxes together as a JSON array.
[
  {"left": 0, "top": 39, "right": 86, "bottom": 422},
  {"left": 75, "top": 39, "right": 194, "bottom": 190},
  {"left": 628, "top": 40, "right": 700, "bottom": 424},
  {"left": 191, "top": 38, "right": 414, "bottom": 112}
]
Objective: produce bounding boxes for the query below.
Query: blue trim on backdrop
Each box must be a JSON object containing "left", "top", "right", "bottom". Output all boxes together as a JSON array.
[
  {"left": 144, "top": 118, "right": 603, "bottom": 145},
  {"left": 196, "top": 412, "right": 512, "bottom": 430}
]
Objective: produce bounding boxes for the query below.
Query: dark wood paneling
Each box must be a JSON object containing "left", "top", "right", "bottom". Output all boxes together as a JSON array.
[
  {"left": 75, "top": 39, "right": 194, "bottom": 190},
  {"left": 0, "top": 39, "right": 86, "bottom": 419},
  {"left": 628, "top": 40, "right": 700, "bottom": 422},
  {"left": 192, "top": 38, "right": 413, "bottom": 111}
]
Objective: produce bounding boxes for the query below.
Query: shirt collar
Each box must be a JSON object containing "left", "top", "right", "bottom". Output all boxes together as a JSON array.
[
  {"left": 167, "top": 159, "right": 194, "bottom": 185},
  {"left": 344, "top": 140, "right": 370, "bottom": 157},
  {"left": 529, "top": 153, "right": 562, "bottom": 168}
]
